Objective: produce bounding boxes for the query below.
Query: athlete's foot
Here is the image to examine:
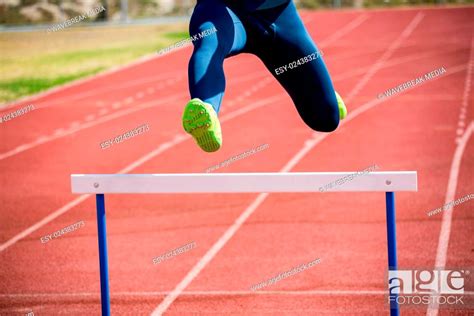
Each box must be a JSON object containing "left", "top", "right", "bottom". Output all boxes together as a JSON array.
[
  {"left": 335, "top": 91, "right": 347, "bottom": 120},
  {"left": 182, "top": 98, "right": 222, "bottom": 152}
]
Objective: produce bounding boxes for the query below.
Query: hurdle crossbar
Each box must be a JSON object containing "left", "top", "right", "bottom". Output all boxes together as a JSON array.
[{"left": 71, "top": 171, "right": 418, "bottom": 316}]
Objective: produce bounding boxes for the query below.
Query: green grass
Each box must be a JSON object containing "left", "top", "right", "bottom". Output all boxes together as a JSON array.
[
  {"left": 164, "top": 31, "right": 190, "bottom": 40},
  {"left": 0, "top": 68, "right": 105, "bottom": 100},
  {"left": 0, "top": 23, "right": 188, "bottom": 105}
]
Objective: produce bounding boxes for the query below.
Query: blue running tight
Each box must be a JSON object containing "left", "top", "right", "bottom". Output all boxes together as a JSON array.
[{"left": 188, "top": 0, "right": 340, "bottom": 132}]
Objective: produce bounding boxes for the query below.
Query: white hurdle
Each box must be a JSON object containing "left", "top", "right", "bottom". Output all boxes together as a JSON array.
[{"left": 71, "top": 171, "right": 418, "bottom": 316}]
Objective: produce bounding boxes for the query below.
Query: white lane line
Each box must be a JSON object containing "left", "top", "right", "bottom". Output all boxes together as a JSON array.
[
  {"left": 151, "top": 14, "right": 426, "bottom": 316},
  {"left": 0, "top": 54, "right": 182, "bottom": 110},
  {"left": 2, "top": 40, "right": 442, "bottom": 162},
  {"left": 98, "top": 108, "right": 109, "bottom": 116},
  {"left": 69, "top": 121, "right": 81, "bottom": 128},
  {"left": 0, "top": 95, "right": 281, "bottom": 252},
  {"left": 0, "top": 46, "right": 450, "bottom": 160},
  {"left": 53, "top": 128, "right": 65, "bottom": 136},
  {"left": 0, "top": 47, "right": 277, "bottom": 251},
  {"left": 151, "top": 192, "right": 269, "bottom": 316},
  {"left": 331, "top": 46, "right": 458, "bottom": 83},
  {"left": 427, "top": 34, "right": 474, "bottom": 316},
  {"left": 455, "top": 36, "right": 473, "bottom": 144},
  {"left": 3, "top": 290, "right": 474, "bottom": 299},
  {"left": 0, "top": 291, "right": 389, "bottom": 298},
  {"left": 426, "top": 120, "right": 474, "bottom": 316},
  {"left": 345, "top": 12, "right": 424, "bottom": 103},
  {"left": 124, "top": 97, "right": 134, "bottom": 105},
  {"left": 222, "top": 14, "right": 370, "bottom": 113},
  {"left": 0, "top": 70, "right": 265, "bottom": 162},
  {"left": 85, "top": 114, "right": 95, "bottom": 122},
  {"left": 441, "top": 122, "right": 473, "bottom": 231},
  {"left": 0, "top": 195, "right": 90, "bottom": 252},
  {"left": 319, "top": 14, "right": 369, "bottom": 47},
  {"left": 149, "top": 96, "right": 433, "bottom": 312},
  {"left": 225, "top": 77, "right": 273, "bottom": 110},
  {"left": 0, "top": 11, "right": 359, "bottom": 112},
  {"left": 119, "top": 96, "right": 281, "bottom": 174},
  {"left": 0, "top": 11, "right": 462, "bottom": 312},
  {"left": 0, "top": 93, "right": 186, "bottom": 161}
]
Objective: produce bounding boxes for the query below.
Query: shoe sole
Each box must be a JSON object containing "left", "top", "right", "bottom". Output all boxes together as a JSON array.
[{"left": 182, "top": 100, "right": 221, "bottom": 152}]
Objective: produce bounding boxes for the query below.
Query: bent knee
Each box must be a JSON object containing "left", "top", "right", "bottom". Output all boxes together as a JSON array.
[
  {"left": 293, "top": 92, "right": 340, "bottom": 132},
  {"left": 305, "top": 116, "right": 339, "bottom": 132},
  {"left": 301, "top": 104, "right": 340, "bottom": 132}
]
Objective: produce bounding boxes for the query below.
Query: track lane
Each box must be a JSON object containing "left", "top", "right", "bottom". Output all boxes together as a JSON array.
[{"left": 0, "top": 6, "right": 472, "bottom": 316}]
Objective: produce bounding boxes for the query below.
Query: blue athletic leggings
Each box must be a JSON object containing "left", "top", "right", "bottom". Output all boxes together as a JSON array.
[{"left": 188, "top": 0, "right": 339, "bottom": 132}]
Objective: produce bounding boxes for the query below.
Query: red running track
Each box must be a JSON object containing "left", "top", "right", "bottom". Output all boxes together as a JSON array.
[{"left": 0, "top": 6, "right": 473, "bottom": 316}]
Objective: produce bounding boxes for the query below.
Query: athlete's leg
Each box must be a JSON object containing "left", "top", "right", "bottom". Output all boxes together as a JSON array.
[
  {"left": 248, "top": 1, "right": 342, "bottom": 132},
  {"left": 188, "top": 0, "right": 247, "bottom": 113},
  {"left": 184, "top": 0, "right": 248, "bottom": 152}
]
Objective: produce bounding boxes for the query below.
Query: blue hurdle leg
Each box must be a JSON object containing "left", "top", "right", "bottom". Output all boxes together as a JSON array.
[
  {"left": 96, "top": 194, "right": 111, "bottom": 316},
  {"left": 385, "top": 192, "right": 399, "bottom": 316}
]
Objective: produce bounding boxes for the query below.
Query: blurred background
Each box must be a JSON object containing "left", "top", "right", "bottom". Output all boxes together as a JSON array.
[
  {"left": 1, "top": 0, "right": 472, "bottom": 25},
  {"left": 0, "top": 0, "right": 472, "bottom": 105}
]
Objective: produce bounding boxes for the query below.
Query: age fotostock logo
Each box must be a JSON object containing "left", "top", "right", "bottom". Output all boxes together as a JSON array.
[{"left": 388, "top": 269, "right": 470, "bottom": 307}]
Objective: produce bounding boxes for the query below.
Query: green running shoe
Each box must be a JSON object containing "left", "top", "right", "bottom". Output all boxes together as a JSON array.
[
  {"left": 182, "top": 98, "right": 222, "bottom": 152},
  {"left": 335, "top": 91, "right": 347, "bottom": 120}
]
